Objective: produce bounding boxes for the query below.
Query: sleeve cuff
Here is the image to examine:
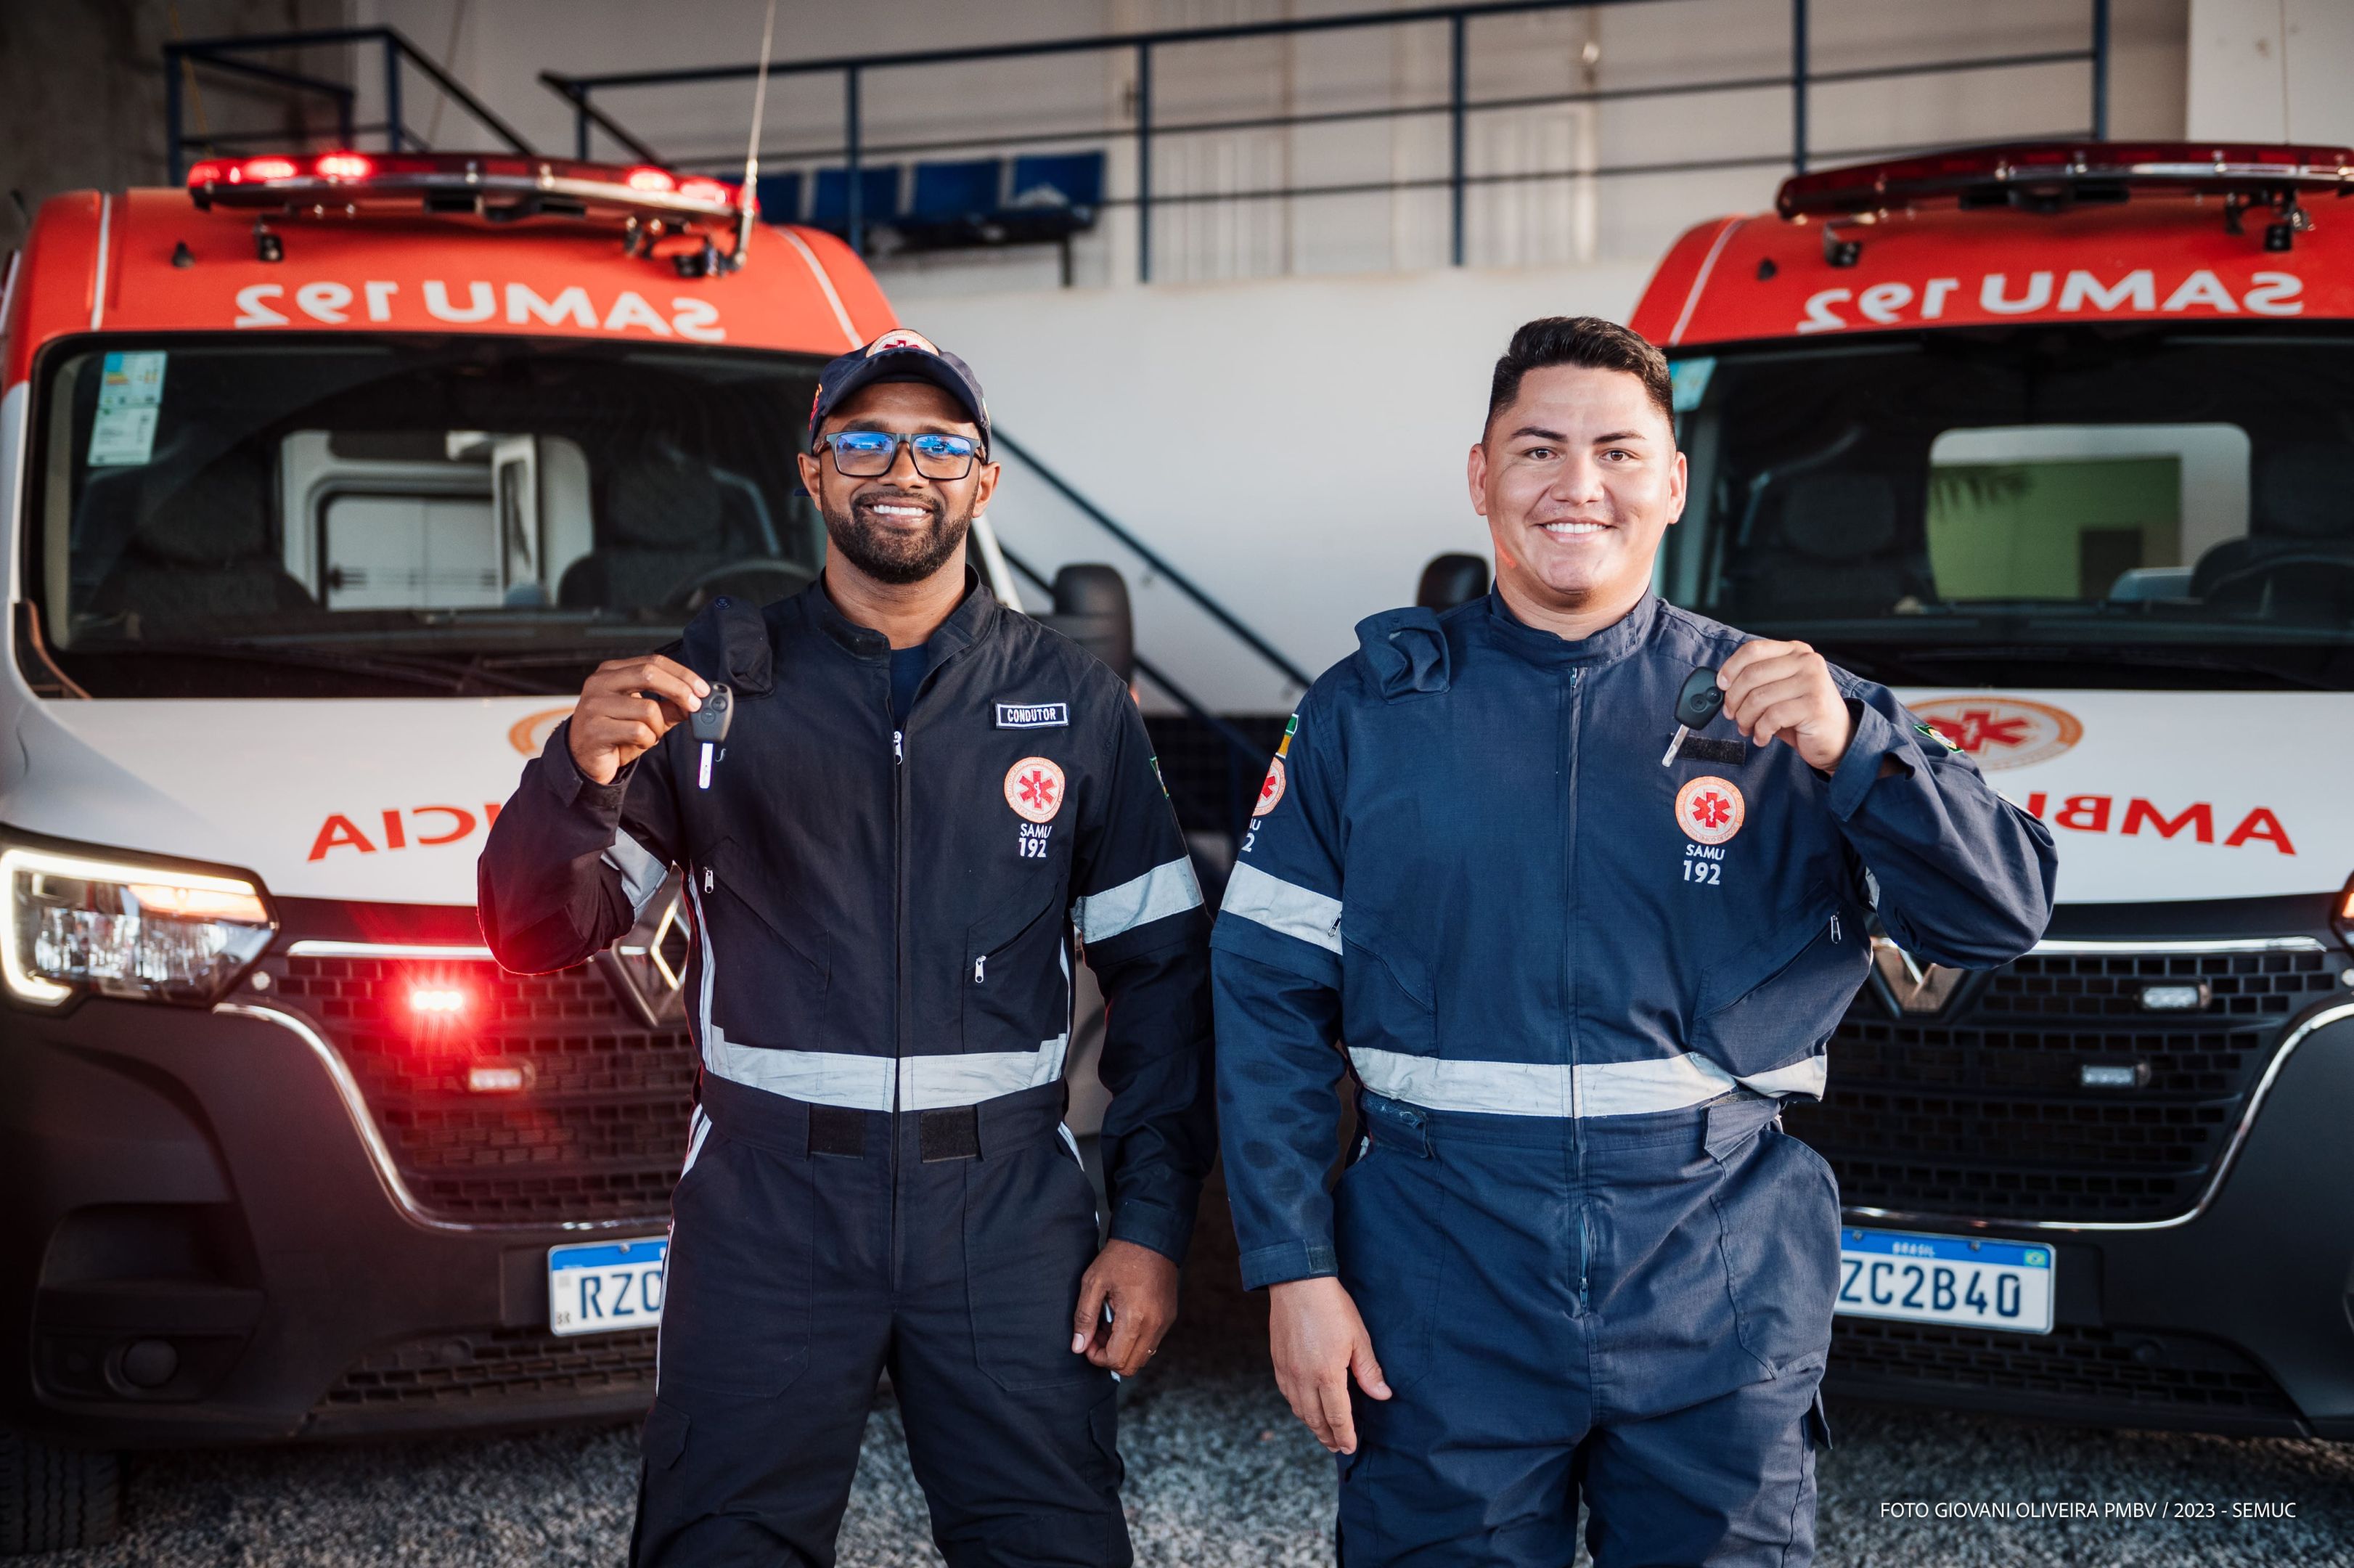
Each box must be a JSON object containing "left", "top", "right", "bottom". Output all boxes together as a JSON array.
[
  {"left": 1107, "top": 1199, "right": 1196, "bottom": 1265},
  {"left": 1237, "top": 1239, "right": 1339, "bottom": 1291},
  {"left": 537, "top": 719, "right": 633, "bottom": 817},
  {"left": 1824, "top": 698, "right": 1906, "bottom": 822}
]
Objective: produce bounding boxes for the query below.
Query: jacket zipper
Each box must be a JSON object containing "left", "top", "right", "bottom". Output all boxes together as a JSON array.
[
  {"left": 1565, "top": 665, "right": 1592, "bottom": 1312},
  {"left": 891, "top": 684, "right": 910, "bottom": 1295}
]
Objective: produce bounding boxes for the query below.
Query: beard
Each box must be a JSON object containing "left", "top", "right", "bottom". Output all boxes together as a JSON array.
[{"left": 821, "top": 485, "right": 972, "bottom": 587}]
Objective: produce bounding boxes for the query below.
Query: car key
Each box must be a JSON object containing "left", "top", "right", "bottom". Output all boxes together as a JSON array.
[
  {"left": 690, "top": 682, "right": 732, "bottom": 789},
  {"left": 1660, "top": 666, "right": 1724, "bottom": 767}
]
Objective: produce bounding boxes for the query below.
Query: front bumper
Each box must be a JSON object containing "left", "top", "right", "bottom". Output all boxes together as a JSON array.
[
  {"left": 0, "top": 993, "right": 667, "bottom": 1450},
  {"left": 1822, "top": 1000, "right": 2354, "bottom": 1437}
]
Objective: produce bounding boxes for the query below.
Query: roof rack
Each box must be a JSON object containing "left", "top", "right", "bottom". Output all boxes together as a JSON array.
[{"left": 1777, "top": 140, "right": 2354, "bottom": 219}]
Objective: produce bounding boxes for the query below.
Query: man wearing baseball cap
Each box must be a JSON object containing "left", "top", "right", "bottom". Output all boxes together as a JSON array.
[{"left": 480, "top": 329, "right": 1216, "bottom": 1566}]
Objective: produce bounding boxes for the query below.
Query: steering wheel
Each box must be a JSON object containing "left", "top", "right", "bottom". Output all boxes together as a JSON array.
[{"left": 662, "top": 559, "right": 814, "bottom": 616}]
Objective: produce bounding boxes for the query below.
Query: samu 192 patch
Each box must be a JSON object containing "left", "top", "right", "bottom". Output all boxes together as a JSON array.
[{"left": 997, "top": 703, "right": 1070, "bottom": 729}]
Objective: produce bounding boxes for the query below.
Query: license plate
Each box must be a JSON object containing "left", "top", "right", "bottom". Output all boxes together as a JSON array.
[
  {"left": 1834, "top": 1227, "right": 2054, "bottom": 1334},
  {"left": 547, "top": 1236, "right": 667, "bottom": 1337}
]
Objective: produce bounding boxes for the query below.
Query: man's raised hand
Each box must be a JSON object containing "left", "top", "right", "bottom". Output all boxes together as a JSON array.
[{"left": 567, "top": 655, "right": 709, "bottom": 785}]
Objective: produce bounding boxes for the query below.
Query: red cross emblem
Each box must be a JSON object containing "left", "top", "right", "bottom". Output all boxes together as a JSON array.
[
  {"left": 1004, "top": 756, "right": 1066, "bottom": 824},
  {"left": 1254, "top": 758, "right": 1288, "bottom": 818},
  {"left": 1674, "top": 775, "right": 1745, "bottom": 845}
]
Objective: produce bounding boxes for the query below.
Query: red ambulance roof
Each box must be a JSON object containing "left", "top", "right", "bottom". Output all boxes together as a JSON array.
[
  {"left": 1630, "top": 140, "right": 2354, "bottom": 351},
  {"left": 2, "top": 173, "right": 897, "bottom": 392}
]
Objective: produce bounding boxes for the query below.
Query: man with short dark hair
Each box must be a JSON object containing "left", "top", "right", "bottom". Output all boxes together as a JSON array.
[
  {"left": 1212, "top": 316, "right": 2056, "bottom": 1566},
  {"left": 481, "top": 330, "right": 1216, "bottom": 1567}
]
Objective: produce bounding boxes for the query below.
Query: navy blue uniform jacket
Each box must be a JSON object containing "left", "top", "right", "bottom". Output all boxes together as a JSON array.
[
  {"left": 479, "top": 579, "right": 1216, "bottom": 1262},
  {"left": 1211, "top": 592, "right": 2057, "bottom": 1290}
]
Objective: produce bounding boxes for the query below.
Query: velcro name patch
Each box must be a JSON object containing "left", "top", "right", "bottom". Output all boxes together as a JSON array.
[{"left": 996, "top": 703, "right": 1070, "bottom": 729}]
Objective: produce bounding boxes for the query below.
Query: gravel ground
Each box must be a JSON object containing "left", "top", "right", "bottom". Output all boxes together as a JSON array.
[{"left": 33, "top": 1193, "right": 2354, "bottom": 1568}]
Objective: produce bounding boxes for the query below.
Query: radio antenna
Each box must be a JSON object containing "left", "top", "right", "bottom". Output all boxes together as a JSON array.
[{"left": 730, "top": 0, "right": 778, "bottom": 271}]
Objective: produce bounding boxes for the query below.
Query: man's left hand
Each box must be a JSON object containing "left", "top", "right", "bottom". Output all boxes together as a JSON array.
[
  {"left": 1071, "top": 1239, "right": 1180, "bottom": 1376},
  {"left": 1719, "top": 639, "right": 1853, "bottom": 772}
]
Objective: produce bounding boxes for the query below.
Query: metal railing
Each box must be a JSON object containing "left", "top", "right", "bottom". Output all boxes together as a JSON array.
[
  {"left": 165, "top": 25, "right": 536, "bottom": 183},
  {"left": 540, "top": 0, "right": 2112, "bottom": 281}
]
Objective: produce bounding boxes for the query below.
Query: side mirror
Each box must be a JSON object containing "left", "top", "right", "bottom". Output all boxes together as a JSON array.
[
  {"left": 1037, "top": 563, "right": 1133, "bottom": 684},
  {"left": 1415, "top": 552, "right": 1490, "bottom": 611}
]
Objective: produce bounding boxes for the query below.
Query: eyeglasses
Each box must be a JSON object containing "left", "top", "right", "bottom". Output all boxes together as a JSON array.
[{"left": 817, "top": 430, "right": 984, "bottom": 481}]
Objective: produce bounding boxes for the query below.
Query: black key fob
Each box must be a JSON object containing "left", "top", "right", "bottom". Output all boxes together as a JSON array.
[
  {"left": 690, "top": 682, "right": 733, "bottom": 744},
  {"left": 1675, "top": 667, "right": 1725, "bottom": 729}
]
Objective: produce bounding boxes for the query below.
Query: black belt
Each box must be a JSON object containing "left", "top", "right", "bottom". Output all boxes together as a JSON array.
[{"left": 700, "top": 1072, "right": 1063, "bottom": 1164}]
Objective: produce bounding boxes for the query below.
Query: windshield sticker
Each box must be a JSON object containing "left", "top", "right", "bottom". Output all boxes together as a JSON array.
[
  {"left": 1670, "top": 356, "right": 1715, "bottom": 412},
  {"left": 87, "top": 351, "right": 166, "bottom": 467}
]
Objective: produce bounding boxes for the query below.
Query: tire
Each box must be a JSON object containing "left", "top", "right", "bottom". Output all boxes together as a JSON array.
[{"left": 0, "top": 1428, "right": 120, "bottom": 1555}]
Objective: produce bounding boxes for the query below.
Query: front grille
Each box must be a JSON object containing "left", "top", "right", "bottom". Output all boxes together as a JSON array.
[
  {"left": 274, "top": 955, "right": 695, "bottom": 1225},
  {"left": 315, "top": 1326, "right": 658, "bottom": 1410},
  {"left": 1829, "top": 1318, "right": 2297, "bottom": 1419},
  {"left": 1786, "top": 944, "right": 2341, "bottom": 1224}
]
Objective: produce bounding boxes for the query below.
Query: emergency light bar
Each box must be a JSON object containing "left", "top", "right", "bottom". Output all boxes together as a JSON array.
[
  {"left": 186, "top": 151, "right": 746, "bottom": 240},
  {"left": 1776, "top": 141, "right": 2354, "bottom": 219}
]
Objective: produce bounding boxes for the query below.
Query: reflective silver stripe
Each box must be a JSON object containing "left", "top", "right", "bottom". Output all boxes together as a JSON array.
[
  {"left": 1074, "top": 856, "right": 1203, "bottom": 944},
  {"left": 1738, "top": 1053, "right": 1827, "bottom": 1099},
  {"left": 900, "top": 1038, "right": 1069, "bottom": 1109},
  {"left": 680, "top": 1107, "right": 712, "bottom": 1176},
  {"left": 1348, "top": 1048, "right": 1817, "bottom": 1119},
  {"left": 602, "top": 830, "right": 669, "bottom": 918},
  {"left": 688, "top": 1040, "right": 1072, "bottom": 1111},
  {"left": 1222, "top": 862, "right": 1342, "bottom": 954}
]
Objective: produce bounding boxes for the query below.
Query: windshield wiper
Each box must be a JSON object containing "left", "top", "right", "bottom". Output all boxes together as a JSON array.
[
  {"left": 1844, "top": 642, "right": 2347, "bottom": 692},
  {"left": 129, "top": 641, "right": 568, "bottom": 696}
]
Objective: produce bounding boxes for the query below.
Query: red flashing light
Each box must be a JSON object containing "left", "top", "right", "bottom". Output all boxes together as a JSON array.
[
  {"left": 677, "top": 176, "right": 736, "bottom": 207},
  {"left": 240, "top": 157, "right": 300, "bottom": 183},
  {"left": 185, "top": 160, "right": 226, "bottom": 187},
  {"left": 315, "top": 152, "right": 373, "bottom": 181},
  {"left": 624, "top": 166, "right": 677, "bottom": 194},
  {"left": 407, "top": 983, "right": 470, "bottom": 1021}
]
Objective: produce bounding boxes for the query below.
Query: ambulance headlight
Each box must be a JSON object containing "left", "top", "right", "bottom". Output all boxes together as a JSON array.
[{"left": 2, "top": 842, "right": 276, "bottom": 1008}]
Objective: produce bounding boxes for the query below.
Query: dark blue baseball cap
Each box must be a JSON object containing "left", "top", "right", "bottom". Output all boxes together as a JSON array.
[{"left": 807, "top": 329, "right": 991, "bottom": 454}]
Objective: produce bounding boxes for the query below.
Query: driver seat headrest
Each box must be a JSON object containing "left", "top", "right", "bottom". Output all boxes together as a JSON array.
[{"left": 1778, "top": 473, "right": 1897, "bottom": 560}]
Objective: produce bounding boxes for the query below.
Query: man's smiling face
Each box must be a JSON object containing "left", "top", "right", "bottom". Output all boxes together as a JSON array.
[
  {"left": 798, "top": 380, "right": 998, "bottom": 587},
  {"left": 1467, "top": 363, "right": 1686, "bottom": 623}
]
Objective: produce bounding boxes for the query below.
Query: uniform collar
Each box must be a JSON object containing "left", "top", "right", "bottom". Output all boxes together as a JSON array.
[
  {"left": 1479, "top": 588, "right": 1659, "bottom": 669},
  {"left": 804, "top": 567, "right": 1000, "bottom": 661}
]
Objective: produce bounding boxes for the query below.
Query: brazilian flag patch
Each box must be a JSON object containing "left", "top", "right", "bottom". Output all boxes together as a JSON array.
[{"left": 1915, "top": 721, "right": 1963, "bottom": 753}]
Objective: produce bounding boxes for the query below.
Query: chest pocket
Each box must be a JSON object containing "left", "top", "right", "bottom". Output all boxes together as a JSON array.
[
  {"left": 697, "top": 837, "right": 830, "bottom": 1044},
  {"left": 963, "top": 891, "right": 1071, "bottom": 1053},
  {"left": 1690, "top": 891, "right": 1869, "bottom": 1079}
]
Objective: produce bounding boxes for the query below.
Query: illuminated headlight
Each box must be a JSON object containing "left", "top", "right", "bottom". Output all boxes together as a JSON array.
[{"left": 2, "top": 844, "right": 275, "bottom": 1007}]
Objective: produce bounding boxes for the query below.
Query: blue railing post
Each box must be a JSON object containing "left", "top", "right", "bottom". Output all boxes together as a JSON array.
[
  {"left": 846, "top": 65, "right": 864, "bottom": 256},
  {"left": 383, "top": 35, "right": 404, "bottom": 152},
  {"left": 1790, "top": 0, "right": 1808, "bottom": 174},
  {"left": 1136, "top": 41, "right": 1153, "bottom": 283},
  {"left": 1449, "top": 11, "right": 1466, "bottom": 266},
  {"left": 2090, "top": 0, "right": 2109, "bottom": 139}
]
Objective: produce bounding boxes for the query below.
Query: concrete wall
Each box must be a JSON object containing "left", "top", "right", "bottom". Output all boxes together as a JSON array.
[
  {"left": 0, "top": 0, "right": 351, "bottom": 253},
  {"left": 2186, "top": 0, "right": 2354, "bottom": 144}
]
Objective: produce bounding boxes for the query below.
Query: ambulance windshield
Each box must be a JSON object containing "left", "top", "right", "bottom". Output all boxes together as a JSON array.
[
  {"left": 28, "top": 335, "right": 830, "bottom": 698},
  {"left": 1663, "top": 326, "right": 2354, "bottom": 690}
]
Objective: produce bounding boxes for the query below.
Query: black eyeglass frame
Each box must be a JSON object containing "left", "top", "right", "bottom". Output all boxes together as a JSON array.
[{"left": 816, "top": 429, "right": 986, "bottom": 481}]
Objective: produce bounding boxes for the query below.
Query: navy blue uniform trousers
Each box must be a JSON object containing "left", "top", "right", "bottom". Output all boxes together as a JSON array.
[
  {"left": 631, "top": 1076, "right": 1127, "bottom": 1568},
  {"left": 1336, "top": 1091, "right": 1836, "bottom": 1568}
]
